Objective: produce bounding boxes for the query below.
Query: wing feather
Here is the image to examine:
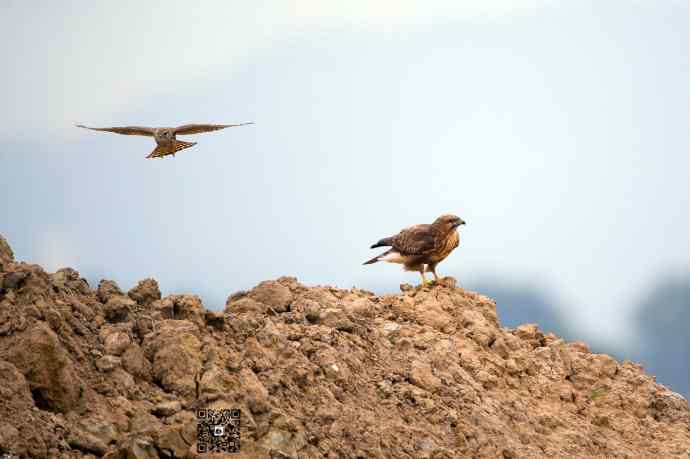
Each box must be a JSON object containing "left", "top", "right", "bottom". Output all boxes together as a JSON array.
[
  {"left": 173, "top": 122, "right": 254, "bottom": 135},
  {"left": 391, "top": 224, "right": 436, "bottom": 255},
  {"left": 76, "top": 124, "right": 154, "bottom": 137}
]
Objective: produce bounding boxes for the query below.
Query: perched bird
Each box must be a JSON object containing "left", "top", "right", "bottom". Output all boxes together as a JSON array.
[
  {"left": 364, "top": 214, "right": 466, "bottom": 284},
  {"left": 76, "top": 122, "right": 254, "bottom": 158}
]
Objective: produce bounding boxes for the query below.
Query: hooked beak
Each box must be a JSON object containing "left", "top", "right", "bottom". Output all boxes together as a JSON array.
[{"left": 454, "top": 219, "right": 466, "bottom": 228}]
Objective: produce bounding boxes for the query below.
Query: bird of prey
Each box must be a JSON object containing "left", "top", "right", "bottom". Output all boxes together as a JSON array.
[
  {"left": 364, "top": 214, "right": 466, "bottom": 284},
  {"left": 76, "top": 122, "right": 254, "bottom": 158}
]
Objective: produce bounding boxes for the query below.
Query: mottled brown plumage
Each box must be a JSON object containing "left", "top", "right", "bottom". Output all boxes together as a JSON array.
[
  {"left": 364, "top": 214, "right": 465, "bottom": 284},
  {"left": 76, "top": 122, "right": 254, "bottom": 159}
]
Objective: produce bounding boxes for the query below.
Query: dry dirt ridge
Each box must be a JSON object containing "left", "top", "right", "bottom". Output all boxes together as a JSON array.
[{"left": 1, "top": 233, "right": 689, "bottom": 458}]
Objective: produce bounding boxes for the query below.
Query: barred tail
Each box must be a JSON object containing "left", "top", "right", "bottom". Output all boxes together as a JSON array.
[
  {"left": 147, "top": 140, "right": 197, "bottom": 159},
  {"left": 363, "top": 255, "right": 381, "bottom": 265}
]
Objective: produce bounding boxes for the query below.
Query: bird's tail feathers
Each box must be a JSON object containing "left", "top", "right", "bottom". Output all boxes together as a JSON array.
[
  {"left": 363, "top": 255, "right": 381, "bottom": 265},
  {"left": 147, "top": 140, "right": 197, "bottom": 159},
  {"left": 363, "top": 248, "right": 395, "bottom": 265},
  {"left": 370, "top": 237, "right": 393, "bottom": 249}
]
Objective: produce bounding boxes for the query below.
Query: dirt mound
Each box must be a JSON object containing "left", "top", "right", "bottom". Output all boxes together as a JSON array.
[{"left": 1, "top": 234, "right": 689, "bottom": 458}]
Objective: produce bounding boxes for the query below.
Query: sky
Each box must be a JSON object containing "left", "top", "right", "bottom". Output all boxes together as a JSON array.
[{"left": 1, "top": 0, "right": 689, "bottom": 349}]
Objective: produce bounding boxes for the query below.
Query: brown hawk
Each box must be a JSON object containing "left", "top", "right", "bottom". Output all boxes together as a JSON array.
[
  {"left": 364, "top": 214, "right": 466, "bottom": 284},
  {"left": 76, "top": 122, "right": 254, "bottom": 158}
]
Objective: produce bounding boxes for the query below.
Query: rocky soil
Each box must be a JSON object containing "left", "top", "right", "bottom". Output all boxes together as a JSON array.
[{"left": 1, "top": 233, "right": 689, "bottom": 458}]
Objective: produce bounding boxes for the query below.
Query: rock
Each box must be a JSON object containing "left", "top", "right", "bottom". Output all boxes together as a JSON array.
[
  {"left": 96, "top": 355, "right": 121, "bottom": 372},
  {"left": 117, "top": 436, "right": 159, "bottom": 459},
  {"left": 303, "top": 300, "right": 321, "bottom": 322},
  {"left": 144, "top": 320, "right": 203, "bottom": 396},
  {"left": 438, "top": 276, "right": 457, "bottom": 288},
  {"left": 156, "top": 424, "right": 192, "bottom": 457},
  {"left": 226, "top": 296, "right": 267, "bottom": 314},
  {"left": 152, "top": 400, "right": 182, "bottom": 417},
  {"left": 151, "top": 297, "right": 174, "bottom": 319},
  {"left": 110, "top": 368, "right": 135, "bottom": 391},
  {"left": 250, "top": 280, "right": 293, "bottom": 312},
  {"left": 104, "top": 331, "right": 131, "bottom": 356},
  {"left": 44, "top": 308, "right": 64, "bottom": 331},
  {"left": 0, "top": 234, "right": 13, "bottom": 266},
  {"left": 514, "top": 324, "right": 544, "bottom": 347},
  {"left": 382, "top": 321, "right": 401, "bottom": 336},
  {"left": 3, "top": 271, "right": 28, "bottom": 290},
  {"left": 409, "top": 361, "right": 442, "bottom": 393},
  {"left": 199, "top": 363, "right": 233, "bottom": 397},
  {"left": 2, "top": 322, "right": 83, "bottom": 412},
  {"left": 318, "top": 308, "right": 354, "bottom": 332},
  {"left": 128, "top": 278, "right": 161, "bottom": 307},
  {"left": 103, "top": 295, "right": 135, "bottom": 323},
  {"left": 0, "top": 424, "right": 20, "bottom": 454},
  {"left": 97, "top": 279, "right": 124, "bottom": 303},
  {"left": 651, "top": 390, "right": 689, "bottom": 422},
  {"left": 400, "top": 283, "right": 414, "bottom": 292},
  {"left": 121, "top": 344, "right": 152, "bottom": 381},
  {"left": 239, "top": 367, "right": 269, "bottom": 410},
  {"left": 169, "top": 294, "right": 206, "bottom": 325},
  {"left": 0, "top": 360, "right": 33, "bottom": 409},
  {"left": 415, "top": 298, "right": 455, "bottom": 332},
  {"left": 50, "top": 267, "right": 90, "bottom": 293},
  {"left": 67, "top": 427, "right": 109, "bottom": 455}
]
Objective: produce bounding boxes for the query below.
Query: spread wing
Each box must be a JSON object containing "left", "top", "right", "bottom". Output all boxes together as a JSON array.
[
  {"left": 75, "top": 124, "right": 154, "bottom": 137},
  {"left": 173, "top": 122, "right": 254, "bottom": 135},
  {"left": 391, "top": 224, "right": 436, "bottom": 255}
]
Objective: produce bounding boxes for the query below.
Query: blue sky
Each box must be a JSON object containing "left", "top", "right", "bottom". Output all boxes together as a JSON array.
[{"left": 2, "top": 1, "right": 689, "bottom": 349}]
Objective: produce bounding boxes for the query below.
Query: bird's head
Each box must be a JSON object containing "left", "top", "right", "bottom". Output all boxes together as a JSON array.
[
  {"left": 433, "top": 214, "right": 466, "bottom": 232},
  {"left": 156, "top": 129, "right": 173, "bottom": 141}
]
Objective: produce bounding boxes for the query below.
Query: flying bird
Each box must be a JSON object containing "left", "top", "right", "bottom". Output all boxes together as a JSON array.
[
  {"left": 76, "top": 122, "right": 254, "bottom": 158},
  {"left": 364, "top": 214, "right": 466, "bottom": 284}
]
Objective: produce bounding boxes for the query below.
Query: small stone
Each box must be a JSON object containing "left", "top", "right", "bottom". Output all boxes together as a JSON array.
[
  {"left": 303, "top": 301, "right": 321, "bottom": 322},
  {"left": 97, "top": 279, "right": 124, "bottom": 303},
  {"left": 152, "top": 400, "right": 182, "bottom": 417},
  {"left": 128, "top": 278, "right": 161, "bottom": 307},
  {"left": 250, "top": 280, "right": 293, "bottom": 312},
  {"left": 121, "top": 344, "right": 152, "bottom": 381},
  {"left": 152, "top": 297, "right": 174, "bottom": 319},
  {"left": 45, "top": 308, "right": 64, "bottom": 331},
  {"left": 318, "top": 308, "right": 354, "bottom": 332},
  {"left": 104, "top": 331, "right": 131, "bottom": 356},
  {"left": 422, "top": 398, "right": 435, "bottom": 410},
  {"left": 170, "top": 295, "right": 206, "bottom": 325},
  {"left": 67, "top": 430, "right": 108, "bottom": 455},
  {"left": 95, "top": 355, "right": 121, "bottom": 372},
  {"left": 382, "top": 322, "right": 401, "bottom": 335},
  {"left": 104, "top": 295, "right": 135, "bottom": 323}
]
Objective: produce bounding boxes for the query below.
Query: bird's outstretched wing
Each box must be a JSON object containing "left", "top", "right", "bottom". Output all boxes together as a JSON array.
[
  {"left": 76, "top": 125, "right": 155, "bottom": 137},
  {"left": 391, "top": 224, "right": 436, "bottom": 255},
  {"left": 173, "top": 122, "right": 254, "bottom": 135}
]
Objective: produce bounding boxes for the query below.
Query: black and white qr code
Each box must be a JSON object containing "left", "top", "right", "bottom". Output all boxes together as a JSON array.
[{"left": 197, "top": 408, "right": 241, "bottom": 453}]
